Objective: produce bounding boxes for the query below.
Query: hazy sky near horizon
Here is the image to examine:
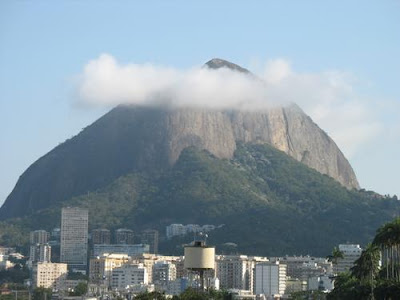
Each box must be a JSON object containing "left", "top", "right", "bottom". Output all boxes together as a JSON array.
[{"left": 1, "top": 1, "right": 399, "bottom": 206}]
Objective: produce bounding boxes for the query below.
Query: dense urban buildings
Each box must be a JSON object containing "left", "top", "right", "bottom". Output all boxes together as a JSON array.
[
  {"left": 275, "top": 255, "right": 332, "bottom": 281},
  {"left": 60, "top": 207, "right": 89, "bottom": 272},
  {"left": 17, "top": 207, "right": 361, "bottom": 299}
]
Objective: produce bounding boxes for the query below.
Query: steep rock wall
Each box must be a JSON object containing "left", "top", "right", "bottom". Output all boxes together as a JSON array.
[{"left": 163, "top": 105, "right": 358, "bottom": 189}]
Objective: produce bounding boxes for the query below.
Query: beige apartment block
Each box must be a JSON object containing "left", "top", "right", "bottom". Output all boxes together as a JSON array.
[{"left": 34, "top": 262, "right": 68, "bottom": 290}]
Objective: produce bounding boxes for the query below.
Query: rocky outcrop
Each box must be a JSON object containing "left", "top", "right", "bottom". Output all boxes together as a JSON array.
[
  {"left": 166, "top": 108, "right": 237, "bottom": 163},
  {"left": 163, "top": 105, "right": 359, "bottom": 189}
]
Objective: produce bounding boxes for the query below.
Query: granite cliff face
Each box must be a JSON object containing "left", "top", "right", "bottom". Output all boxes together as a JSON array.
[
  {"left": 163, "top": 105, "right": 359, "bottom": 189},
  {"left": 0, "top": 59, "right": 359, "bottom": 219}
]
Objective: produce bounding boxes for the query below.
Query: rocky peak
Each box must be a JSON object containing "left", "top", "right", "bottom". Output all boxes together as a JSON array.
[{"left": 205, "top": 58, "right": 250, "bottom": 73}]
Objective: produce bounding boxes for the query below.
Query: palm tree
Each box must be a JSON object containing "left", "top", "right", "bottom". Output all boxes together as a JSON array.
[
  {"left": 351, "top": 243, "right": 380, "bottom": 300},
  {"left": 327, "top": 246, "right": 344, "bottom": 275},
  {"left": 373, "top": 217, "right": 400, "bottom": 282},
  {"left": 351, "top": 243, "right": 380, "bottom": 282}
]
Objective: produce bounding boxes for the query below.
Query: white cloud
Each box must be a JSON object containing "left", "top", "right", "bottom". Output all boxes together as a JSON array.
[
  {"left": 77, "top": 53, "right": 384, "bottom": 157},
  {"left": 263, "top": 59, "right": 293, "bottom": 84},
  {"left": 78, "top": 54, "right": 277, "bottom": 110}
]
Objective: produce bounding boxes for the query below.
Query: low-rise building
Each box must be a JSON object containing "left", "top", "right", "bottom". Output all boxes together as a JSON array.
[
  {"left": 166, "top": 224, "right": 219, "bottom": 239},
  {"left": 33, "top": 262, "right": 68, "bottom": 290},
  {"left": 111, "top": 263, "right": 148, "bottom": 290},
  {"left": 91, "top": 229, "right": 111, "bottom": 245},
  {"left": 115, "top": 229, "right": 135, "bottom": 245},
  {"left": 285, "top": 278, "right": 307, "bottom": 294},
  {"left": 166, "top": 224, "right": 186, "bottom": 239},
  {"left": 336, "top": 244, "right": 362, "bottom": 273},
  {"left": 274, "top": 255, "right": 332, "bottom": 280},
  {"left": 89, "top": 253, "right": 130, "bottom": 287},
  {"left": 216, "top": 255, "right": 269, "bottom": 293},
  {"left": 29, "top": 243, "right": 51, "bottom": 264},
  {"left": 60, "top": 279, "right": 88, "bottom": 293},
  {"left": 166, "top": 278, "right": 189, "bottom": 296},
  {"left": 0, "top": 255, "right": 14, "bottom": 270},
  {"left": 153, "top": 261, "right": 177, "bottom": 286},
  {"left": 93, "top": 244, "right": 149, "bottom": 257},
  {"left": 308, "top": 274, "right": 334, "bottom": 292},
  {"left": 140, "top": 229, "right": 159, "bottom": 254},
  {"left": 130, "top": 254, "right": 183, "bottom": 283},
  {"left": 229, "top": 289, "right": 256, "bottom": 299}
]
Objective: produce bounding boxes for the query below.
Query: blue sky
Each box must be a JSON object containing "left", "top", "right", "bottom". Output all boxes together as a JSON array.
[{"left": 1, "top": 1, "right": 399, "bottom": 205}]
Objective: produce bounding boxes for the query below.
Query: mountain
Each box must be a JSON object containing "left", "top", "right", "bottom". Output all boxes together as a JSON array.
[
  {"left": 0, "top": 58, "right": 358, "bottom": 218},
  {"left": 1, "top": 58, "right": 393, "bottom": 256},
  {"left": 0, "top": 102, "right": 358, "bottom": 219}
]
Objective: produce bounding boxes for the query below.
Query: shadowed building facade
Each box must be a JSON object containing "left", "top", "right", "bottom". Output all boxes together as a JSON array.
[{"left": 60, "top": 207, "right": 89, "bottom": 273}]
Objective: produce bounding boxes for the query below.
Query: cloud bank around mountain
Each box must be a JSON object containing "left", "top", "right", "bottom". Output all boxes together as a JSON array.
[{"left": 77, "top": 54, "right": 383, "bottom": 158}]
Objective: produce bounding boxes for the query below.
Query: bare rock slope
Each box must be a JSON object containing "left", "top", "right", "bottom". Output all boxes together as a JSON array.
[{"left": 164, "top": 105, "right": 359, "bottom": 189}]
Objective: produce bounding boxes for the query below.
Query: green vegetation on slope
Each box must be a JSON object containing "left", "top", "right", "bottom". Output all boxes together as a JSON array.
[{"left": 0, "top": 143, "right": 399, "bottom": 257}]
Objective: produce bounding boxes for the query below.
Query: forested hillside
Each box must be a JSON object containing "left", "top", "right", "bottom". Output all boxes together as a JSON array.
[{"left": 1, "top": 143, "right": 398, "bottom": 256}]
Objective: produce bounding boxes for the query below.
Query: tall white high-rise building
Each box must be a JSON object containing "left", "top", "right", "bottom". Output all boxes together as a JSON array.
[
  {"left": 60, "top": 207, "right": 88, "bottom": 272},
  {"left": 254, "top": 262, "right": 287, "bottom": 297}
]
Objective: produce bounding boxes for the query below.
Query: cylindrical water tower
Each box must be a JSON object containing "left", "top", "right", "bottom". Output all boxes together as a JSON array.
[{"left": 184, "top": 240, "right": 215, "bottom": 290}]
